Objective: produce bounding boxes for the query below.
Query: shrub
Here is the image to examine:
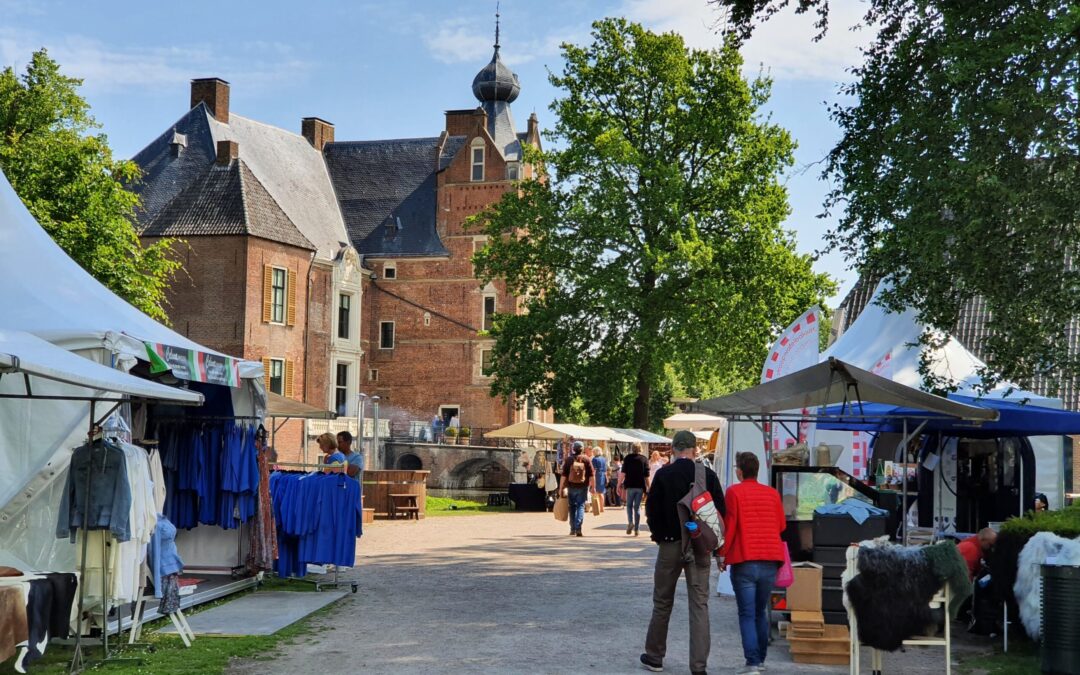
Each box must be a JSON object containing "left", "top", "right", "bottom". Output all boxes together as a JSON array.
[
  {"left": 1000, "top": 501, "right": 1080, "bottom": 538},
  {"left": 444, "top": 426, "right": 458, "bottom": 438}
]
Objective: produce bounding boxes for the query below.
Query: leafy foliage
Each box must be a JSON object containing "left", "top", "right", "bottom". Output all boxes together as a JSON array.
[
  {"left": 712, "top": 0, "right": 1080, "bottom": 396},
  {"left": 470, "top": 19, "right": 834, "bottom": 429},
  {"left": 0, "top": 49, "right": 180, "bottom": 322},
  {"left": 1000, "top": 500, "right": 1080, "bottom": 539}
]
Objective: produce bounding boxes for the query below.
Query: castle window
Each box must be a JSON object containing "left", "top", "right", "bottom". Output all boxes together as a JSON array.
[
  {"left": 380, "top": 321, "right": 395, "bottom": 350},
  {"left": 471, "top": 139, "right": 485, "bottom": 182},
  {"left": 482, "top": 295, "right": 496, "bottom": 332},
  {"left": 384, "top": 262, "right": 396, "bottom": 279},
  {"left": 507, "top": 162, "right": 519, "bottom": 180}
]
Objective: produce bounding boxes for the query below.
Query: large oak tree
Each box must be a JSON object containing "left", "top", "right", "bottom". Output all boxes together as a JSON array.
[
  {"left": 713, "top": 0, "right": 1080, "bottom": 393},
  {"left": 470, "top": 19, "right": 833, "bottom": 429},
  {"left": 0, "top": 49, "right": 180, "bottom": 322}
]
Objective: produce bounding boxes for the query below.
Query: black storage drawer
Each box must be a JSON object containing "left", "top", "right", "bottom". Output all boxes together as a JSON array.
[
  {"left": 812, "top": 512, "right": 887, "bottom": 547},
  {"left": 823, "top": 584, "right": 846, "bottom": 612},
  {"left": 812, "top": 545, "right": 849, "bottom": 566}
]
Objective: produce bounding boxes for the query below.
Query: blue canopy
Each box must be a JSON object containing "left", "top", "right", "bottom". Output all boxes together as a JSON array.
[{"left": 817, "top": 394, "right": 1080, "bottom": 437}]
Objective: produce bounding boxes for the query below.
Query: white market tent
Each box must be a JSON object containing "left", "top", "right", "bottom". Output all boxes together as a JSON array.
[
  {"left": 663, "top": 412, "right": 726, "bottom": 430},
  {"left": 484, "top": 421, "right": 643, "bottom": 444},
  {"left": 0, "top": 168, "right": 263, "bottom": 571}
]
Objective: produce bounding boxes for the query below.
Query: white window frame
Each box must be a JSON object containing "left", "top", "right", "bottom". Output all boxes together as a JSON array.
[
  {"left": 368, "top": 368, "right": 379, "bottom": 383},
  {"left": 334, "top": 362, "right": 350, "bottom": 416},
  {"left": 384, "top": 262, "right": 396, "bottom": 279},
  {"left": 379, "top": 321, "right": 395, "bottom": 350},
  {"left": 439, "top": 405, "right": 461, "bottom": 425},
  {"left": 506, "top": 162, "right": 519, "bottom": 180},
  {"left": 268, "top": 358, "right": 285, "bottom": 395},
  {"left": 337, "top": 293, "right": 352, "bottom": 340},
  {"left": 270, "top": 267, "right": 287, "bottom": 324},
  {"left": 470, "top": 139, "right": 485, "bottom": 182},
  {"left": 482, "top": 294, "right": 496, "bottom": 332}
]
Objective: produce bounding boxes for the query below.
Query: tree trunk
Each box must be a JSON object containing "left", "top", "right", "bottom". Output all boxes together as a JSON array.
[{"left": 633, "top": 360, "right": 651, "bottom": 429}]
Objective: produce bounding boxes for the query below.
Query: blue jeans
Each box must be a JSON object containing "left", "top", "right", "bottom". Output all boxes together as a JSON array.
[
  {"left": 730, "top": 561, "right": 778, "bottom": 667},
  {"left": 625, "top": 488, "right": 644, "bottom": 528},
  {"left": 567, "top": 486, "right": 588, "bottom": 532}
]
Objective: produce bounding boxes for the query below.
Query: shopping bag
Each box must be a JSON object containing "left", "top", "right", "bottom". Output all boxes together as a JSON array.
[
  {"left": 590, "top": 493, "right": 602, "bottom": 516},
  {"left": 775, "top": 544, "right": 794, "bottom": 588},
  {"left": 553, "top": 496, "right": 569, "bottom": 522}
]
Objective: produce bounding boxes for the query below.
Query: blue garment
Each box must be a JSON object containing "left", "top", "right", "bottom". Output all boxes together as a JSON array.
[
  {"left": 56, "top": 439, "right": 132, "bottom": 543},
  {"left": 625, "top": 487, "right": 644, "bottom": 529},
  {"left": 270, "top": 471, "right": 363, "bottom": 578},
  {"left": 325, "top": 452, "right": 346, "bottom": 465},
  {"left": 147, "top": 515, "right": 184, "bottom": 598},
  {"left": 731, "top": 561, "right": 779, "bottom": 667},
  {"left": 567, "top": 486, "right": 588, "bottom": 533},
  {"left": 344, "top": 451, "right": 363, "bottom": 481},
  {"left": 591, "top": 456, "right": 607, "bottom": 494},
  {"left": 814, "top": 498, "right": 887, "bottom": 525}
]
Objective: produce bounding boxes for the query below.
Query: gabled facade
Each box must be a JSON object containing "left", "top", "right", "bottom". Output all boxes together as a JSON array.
[{"left": 131, "top": 36, "right": 550, "bottom": 463}]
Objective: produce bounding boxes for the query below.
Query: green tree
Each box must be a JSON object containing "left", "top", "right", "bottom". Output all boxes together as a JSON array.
[
  {"left": 471, "top": 19, "right": 834, "bottom": 429},
  {"left": 0, "top": 49, "right": 179, "bottom": 322},
  {"left": 712, "top": 0, "right": 1080, "bottom": 393}
]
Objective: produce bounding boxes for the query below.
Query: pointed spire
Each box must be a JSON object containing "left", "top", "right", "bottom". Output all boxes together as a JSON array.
[{"left": 494, "top": 2, "right": 501, "bottom": 51}]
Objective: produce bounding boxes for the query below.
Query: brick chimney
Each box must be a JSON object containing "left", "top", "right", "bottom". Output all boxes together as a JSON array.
[
  {"left": 216, "top": 140, "right": 238, "bottom": 166},
  {"left": 526, "top": 112, "right": 540, "bottom": 145},
  {"left": 445, "top": 107, "right": 487, "bottom": 136},
  {"left": 301, "top": 117, "right": 335, "bottom": 151},
  {"left": 191, "top": 78, "right": 230, "bottom": 123}
]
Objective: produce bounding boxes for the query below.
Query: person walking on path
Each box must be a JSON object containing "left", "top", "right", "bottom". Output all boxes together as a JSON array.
[
  {"left": 640, "top": 431, "right": 726, "bottom": 675},
  {"left": 621, "top": 445, "right": 650, "bottom": 536},
  {"left": 719, "top": 452, "right": 787, "bottom": 674},
  {"left": 591, "top": 447, "right": 608, "bottom": 505},
  {"left": 648, "top": 450, "right": 666, "bottom": 478},
  {"left": 559, "top": 441, "right": 593, "bottom": 536}
]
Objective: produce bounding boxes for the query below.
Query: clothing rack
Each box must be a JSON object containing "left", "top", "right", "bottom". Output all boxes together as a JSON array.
[
  {"left": 270, "top": 464, "right": 358, "bottom": 593},
  {"left": 70, "top": 404, "right": 143, "bottom": 673}
]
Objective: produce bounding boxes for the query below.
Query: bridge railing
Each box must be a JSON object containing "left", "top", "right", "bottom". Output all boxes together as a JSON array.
[{"left": 386, "top": 422, "right": 523, "bottom": 449}]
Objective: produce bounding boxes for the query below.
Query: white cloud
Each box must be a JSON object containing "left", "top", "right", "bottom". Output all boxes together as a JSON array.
[
  {"left": 423, "top": 17, "right": 577, "bottom": 68},
  {"left": 0, "top": 29, "right": 312, "bottom": 94},
  {"left": 620, "top": 0, "right": 871, "bottom": 82}
]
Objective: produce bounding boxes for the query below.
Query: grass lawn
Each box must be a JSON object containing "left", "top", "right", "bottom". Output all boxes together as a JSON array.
[
  {"left": 0, "top": 576, "right": 333, "bottom": 675},
  {"left": 425, "top": 496, "right": 513, "bottom": 517},
  {"left": 959, "top": 639, "right": 1040, "bottom": 674}
]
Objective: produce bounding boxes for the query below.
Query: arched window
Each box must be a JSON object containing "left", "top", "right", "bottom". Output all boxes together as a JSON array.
[{"left": 470, "top": 138, "right": 485, "bottom": 182}]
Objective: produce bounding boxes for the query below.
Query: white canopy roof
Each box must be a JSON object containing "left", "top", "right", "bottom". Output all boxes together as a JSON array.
[
  {"left": 0, "top": 170, "right": 261, "bottom": 379},
  {"left": 0, "top": 329, "right": 202, "bottom": 404},
  {"left": 663, "top": 412, "right": 727, "bottom": 430},
  {"left": 484, "top": 421, "right": 642, "bottom": 442}
]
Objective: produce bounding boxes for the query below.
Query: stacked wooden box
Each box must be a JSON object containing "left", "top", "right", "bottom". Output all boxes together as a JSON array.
[{"left": 786, "top": 562, "right": 850, "bottom": 666}]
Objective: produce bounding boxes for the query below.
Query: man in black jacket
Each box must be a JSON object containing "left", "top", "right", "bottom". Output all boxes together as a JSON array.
[{"left": 640, "top": 431, "right": 726, "bottom": 675}]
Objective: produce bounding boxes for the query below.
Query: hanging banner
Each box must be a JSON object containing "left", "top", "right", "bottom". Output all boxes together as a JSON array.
[
  {"left": 850, "top": 349, "right": 894, "bottom": 478},
  {"left": 761, "top": 306, "right": 822, "bottom": 458},
  {"left": 144, "top": 341, "right": 241, "bottom": 388}
]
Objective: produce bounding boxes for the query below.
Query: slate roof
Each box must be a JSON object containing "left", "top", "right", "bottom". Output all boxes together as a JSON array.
[
  {"left": 132, "top": 104, "right": 348, "bottom": 260},
  {"left": 323, "top": 137, "right": 463, "bottom": 257},
  {"left": 836, "top": 275, "right": 1080, "bottom": 410},
  {"left": 141, "top": 159, "right": 314, "bottom": 250}
]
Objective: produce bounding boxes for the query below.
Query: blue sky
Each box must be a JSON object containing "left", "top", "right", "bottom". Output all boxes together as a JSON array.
[{"left": 1, "top": 0, "right": 871, "bottom": 305}]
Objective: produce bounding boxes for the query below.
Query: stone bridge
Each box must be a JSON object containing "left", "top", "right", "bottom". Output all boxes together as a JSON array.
[{"left": 384, "top": 442, "right": 532, "bottom": 490}]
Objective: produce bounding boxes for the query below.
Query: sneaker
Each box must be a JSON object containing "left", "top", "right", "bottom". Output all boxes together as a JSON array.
[
  {"left": 576, "top": 530, "right": 583, "bottom": 537},
  {"left": 639, "top": 654, "right": 663, "bottom": 672},
  {"left": 627, "top": 524, "right": 633, "bottom": 535},
  {"left": 735, "top": 667, "right": 760, "bottom": 674},
  {"left": 634, "top": 527, "right": 640, "bottom": 536}
]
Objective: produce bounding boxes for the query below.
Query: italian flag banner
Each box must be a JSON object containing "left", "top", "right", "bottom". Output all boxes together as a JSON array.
[{"left": 144, "top": 342, "right": 240, "bottom": 387}]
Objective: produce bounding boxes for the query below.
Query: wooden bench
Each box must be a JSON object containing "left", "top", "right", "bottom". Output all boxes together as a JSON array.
[{"left": 389, "top": 493, "right": 420, "bottom": 520}]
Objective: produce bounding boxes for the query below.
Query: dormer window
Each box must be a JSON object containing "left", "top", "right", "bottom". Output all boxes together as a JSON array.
[
  {"left": 170, "top": 131, "right": 187, "bottom": 157},
  {"left": 471, "top": 139, "right": 485, "bottom": 182},
  {"left": 506, "top": 162, "right": 519, "bottom": 180}
]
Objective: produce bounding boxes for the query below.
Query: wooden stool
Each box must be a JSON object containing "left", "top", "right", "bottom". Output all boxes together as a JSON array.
[{"left": 389, "top": 493, "right": 420, "bottom": 520}]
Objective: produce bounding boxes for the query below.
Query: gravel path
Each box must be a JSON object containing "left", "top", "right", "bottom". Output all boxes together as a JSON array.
[{"left": 227, "top": 509, "right": 993, "bottom": 674}]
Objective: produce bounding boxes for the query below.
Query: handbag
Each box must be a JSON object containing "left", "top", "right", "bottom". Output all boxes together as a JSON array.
[
  {"left": 553, "top": 496, "right": 569, "bottom": 522},
  {"left": 775, "top": 544, "right": 794, "bottom": 588}
]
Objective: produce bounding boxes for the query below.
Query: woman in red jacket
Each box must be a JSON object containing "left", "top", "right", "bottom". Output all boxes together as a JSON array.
[{"left": 719, "top": 452, "right": 787, "bottom": 674}]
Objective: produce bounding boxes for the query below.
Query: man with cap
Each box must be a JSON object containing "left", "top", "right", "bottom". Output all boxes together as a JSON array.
[
  {"left": 640, "top": 430, "right": 726, "bottom": 675},
  {"left": 558, "top": 440, "right": 593, "bottom": 536}
]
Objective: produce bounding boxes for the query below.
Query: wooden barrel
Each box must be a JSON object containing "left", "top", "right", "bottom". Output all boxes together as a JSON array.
[{"left": 362, "top": 470, "right": 429, "bottom": 519}]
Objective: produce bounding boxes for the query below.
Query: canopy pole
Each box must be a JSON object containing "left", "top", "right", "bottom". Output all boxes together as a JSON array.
[{"left": 898, "top": 420, "right": 927, "bottom": 546}]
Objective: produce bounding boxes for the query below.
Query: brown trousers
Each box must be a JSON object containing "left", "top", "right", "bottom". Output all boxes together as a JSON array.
[{"left": 644, "top": 541, "right": 712, "bottom": 672}]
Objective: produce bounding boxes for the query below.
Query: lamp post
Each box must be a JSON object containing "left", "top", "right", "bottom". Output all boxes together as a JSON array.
[
  {"left": 356, "top": 392, "right": 368, "bottom": 452},
  {"left": 371, "top": 395, "right": 381, "bottom": 470}
]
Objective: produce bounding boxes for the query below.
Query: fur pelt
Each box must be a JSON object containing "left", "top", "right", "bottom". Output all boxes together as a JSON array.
[
  {"left": 923, "top": 541, "right": 972, "bottom": 618},
  {"left": 845, "top": 542, "right": 942, "bottom": 651},
  {"left": 1014, "top": 532, "right": 1080, "bottom": 640}
]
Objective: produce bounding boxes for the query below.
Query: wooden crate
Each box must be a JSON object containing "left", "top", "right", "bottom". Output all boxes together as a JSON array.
[{"left": 789, "top": 624, "right": 850, "bottom": 657}]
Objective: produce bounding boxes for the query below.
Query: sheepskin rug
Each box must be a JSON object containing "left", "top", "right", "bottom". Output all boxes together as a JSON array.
[{"left": 1014, "top": 532, "right": 1080, "bottom": 640}]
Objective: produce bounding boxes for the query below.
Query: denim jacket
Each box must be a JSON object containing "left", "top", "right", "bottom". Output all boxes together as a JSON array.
[
  {"left": 56, "top": 439, "right": 132, "bottom": 543},
  {"left": 147, "top": 515, "right": 184, "bottom": 597}
]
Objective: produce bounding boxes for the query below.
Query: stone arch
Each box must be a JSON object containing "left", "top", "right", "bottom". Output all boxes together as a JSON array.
[
  {"left": 397, "top": 453, "right": 423, "bottom": 470},
  {"left": 445, "top": 456, "right": 511, "bottom": 489}
]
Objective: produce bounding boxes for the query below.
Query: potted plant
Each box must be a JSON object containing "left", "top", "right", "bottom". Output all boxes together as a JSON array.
[
  {"left": 444, "top": 426, "right": 457, "bottom": 444},
  {"left": 459, "top": 427, "right": 472, "bottom": 445}
]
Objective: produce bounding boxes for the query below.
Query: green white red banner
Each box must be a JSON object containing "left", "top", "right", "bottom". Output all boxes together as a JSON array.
[{"left": 144, "top": 341, "right": 240, "bottom": 387}]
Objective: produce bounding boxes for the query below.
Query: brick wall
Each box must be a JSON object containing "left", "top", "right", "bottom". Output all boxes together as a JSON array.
[{"left": 359, "top": 124, "right": 554, "bottom": 431}]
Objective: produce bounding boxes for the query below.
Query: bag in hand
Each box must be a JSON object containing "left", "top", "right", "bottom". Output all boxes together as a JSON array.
[
  {"left": 591, "top": 493, "right": 603, "bottom": 516},
  {"left": 553, "top": 496, "right": 569, "bottom": 522}
]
